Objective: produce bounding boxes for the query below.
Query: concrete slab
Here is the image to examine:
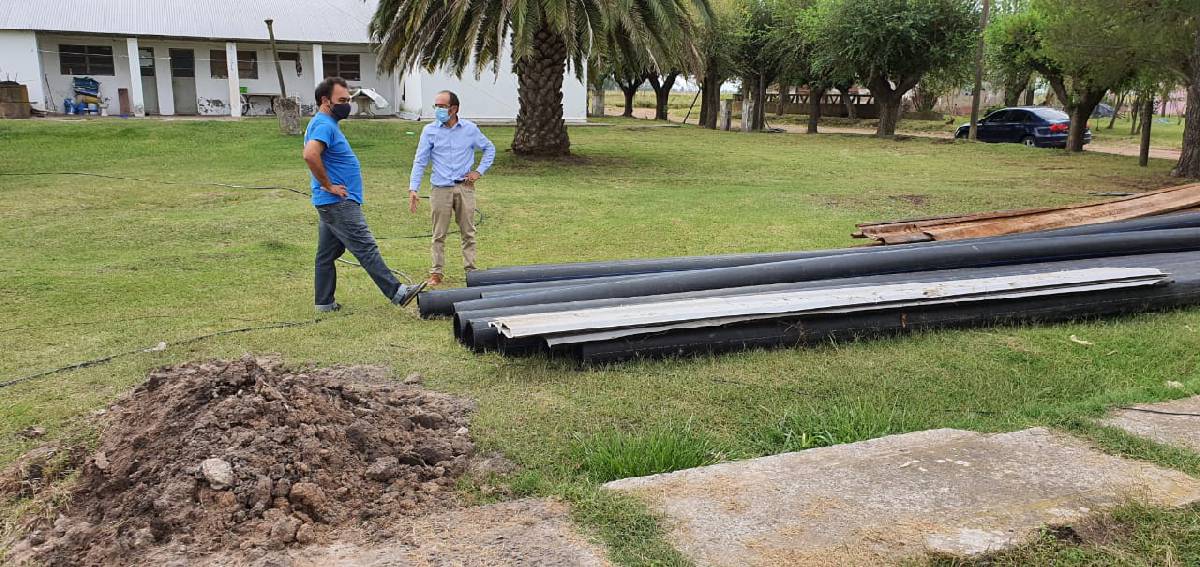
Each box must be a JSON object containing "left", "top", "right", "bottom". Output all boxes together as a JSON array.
[
  {"left": 605, "top": 428, "right": 1200, "bottom": 566},
  {"left": 1101, "top": 396, "right": 1200, "bottom": 453}
]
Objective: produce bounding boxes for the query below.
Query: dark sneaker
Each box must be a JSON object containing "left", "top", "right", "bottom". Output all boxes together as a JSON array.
[
  {"left": 316, "top": 302, "right": 341, "bottom": 313},
  {"left": 395, "top": 281, "right": 428, "bottom": 307}
]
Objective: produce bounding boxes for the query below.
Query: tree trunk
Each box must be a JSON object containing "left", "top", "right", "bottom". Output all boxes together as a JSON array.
[
  {"left": 1173, "top": 31, "right": 1200, "bottom": 178},
  {"left": 807, "top": 86, "right": 826, "bottom": 134},
  {"left": 877, "top": 96, "right": 901, "bottom": 137},
  {"left": 741, "top": 78, "right": 753, "bottom": 132},
  {"left": 700, "top": 71, "right": 722, "bottom": 129},
  {"left": 1130, "top": 95, "right": 1141, "bottom": 134},
  {"left": 1107, "top": 90, "right": 1125, "bottom": 129},
  {"left": 512, "top": 27, "right": 570, "bottom": 156},
  {"left": 1066, "top": 88, "right": 1105, "bottom": 152},
  {"left": 777, "top": 84, "right": 790, "bottom": 116},
  {"left": 1024, "top": 85, "right": 1036, "bottom": 106},
  {"left": 1139, "top": 95, "right": 1154, "bottom": 167},
  {"left": 1046, "top": 75, "right": 1069, "bottom": 111},
  {"left": 647, "top": 72, "right": 678, "bottom": 121},
  {"left": 870, "top": 76, "right": 915, "bottom": 137},
  {"left": 752, "top": 74, "right": 769, "bottom": 130},
  {"left": 1003, "top": 74, "right": 1029, "bottom": 107},
  {"left": 838, "top": 86, "right": 858, "bottom": 120},
  {"left": 969, "top": 0, "right": 990, "bottom": 140},
  {"left": 589, "top": 84, "right": 605, "bottom": 118}
]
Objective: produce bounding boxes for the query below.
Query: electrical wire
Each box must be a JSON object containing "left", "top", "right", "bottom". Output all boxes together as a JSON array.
[
  {"left": 0, "top": 171, "right": 489, "bottom": 386},
  {"left": 0, "top": 311, "right": 373, "bottom": 390}
]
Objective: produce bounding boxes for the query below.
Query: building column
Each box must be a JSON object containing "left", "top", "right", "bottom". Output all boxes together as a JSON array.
[
  {"left": 311, "top": 44, "right": 323, "bottom": 115},
  {"left": 226, "top": 41, "right": 241, "bottom": 117},
  {"left": 124, "top": 38, "right": 146, "bottom": 117},
  {"left": 153, "top": 46, "right": 174, "bottom": 115},
  {"left": 312, "top": 44, "right": 324, "bottom": 86}
]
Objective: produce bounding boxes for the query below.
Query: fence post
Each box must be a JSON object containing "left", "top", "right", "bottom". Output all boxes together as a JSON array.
[{"left": 721, "top": 99, "right": 732, "bottom": 131}]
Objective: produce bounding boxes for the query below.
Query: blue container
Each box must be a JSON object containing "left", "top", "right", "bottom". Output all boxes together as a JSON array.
[{"left": 64, "top": 99, "right": 73, "bottom": 114}]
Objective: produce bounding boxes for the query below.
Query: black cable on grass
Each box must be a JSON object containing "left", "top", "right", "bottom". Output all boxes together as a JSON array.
[
  {"left": 1116, "top": 407, "right": 1200, "bottom": 418},
  {"left": 0, "top": 307, "right": 380, "bottom": 390},
  {"left": 0, "top": 171, "right": 486, "bottom": 239},
  {"left": 0, "top": 171, "right": 310, "bottom": 196}
]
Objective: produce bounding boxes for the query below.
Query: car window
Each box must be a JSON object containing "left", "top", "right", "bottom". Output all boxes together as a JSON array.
[
  {"left": 983, "top": 110, "right": 1008, "bottom": 122},
  {"left": 1029, "top": 107, "right": 1070, "bottom": 121}
]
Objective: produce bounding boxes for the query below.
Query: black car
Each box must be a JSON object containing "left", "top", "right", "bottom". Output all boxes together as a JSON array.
[{"left": 954, "top": 106, "right": 1090, "bottom": 148}]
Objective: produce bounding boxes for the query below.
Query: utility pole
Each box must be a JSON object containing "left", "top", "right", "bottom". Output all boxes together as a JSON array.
[
  {"left": 265, "top": 19, "right": 301, "bottom": 135},
  {"left": 968, "top": 0, "right": 990, "bottom": 141}
]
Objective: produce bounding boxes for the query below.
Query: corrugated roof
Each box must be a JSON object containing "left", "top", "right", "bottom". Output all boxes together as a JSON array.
[{"left": 0, "top": 0, "right": 379, "bottom": 44}]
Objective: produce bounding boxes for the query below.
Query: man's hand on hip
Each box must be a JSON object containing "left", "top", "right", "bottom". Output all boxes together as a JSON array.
[
  {"left": 323, "top": 184, "right": 348, "bottom": 198},
  {"left": 409, "top": 192, "right": 420, "bottom": 214},
  {"left": 465, "top": 171, "right": 482, "bottom": 185}
]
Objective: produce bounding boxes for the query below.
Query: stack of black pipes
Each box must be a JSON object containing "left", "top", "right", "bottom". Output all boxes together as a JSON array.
[{"left": 416, "top": 213, "right": 1200, "bottom": 364}]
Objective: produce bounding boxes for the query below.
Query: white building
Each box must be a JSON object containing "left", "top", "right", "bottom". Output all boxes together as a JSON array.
[{"left": 0, "top": 0, "right": 586, "bottom": 122}]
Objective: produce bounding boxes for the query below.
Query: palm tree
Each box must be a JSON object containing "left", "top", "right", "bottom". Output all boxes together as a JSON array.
[{"left": 370, "top": 0, "right": 710, "bottom": 156}]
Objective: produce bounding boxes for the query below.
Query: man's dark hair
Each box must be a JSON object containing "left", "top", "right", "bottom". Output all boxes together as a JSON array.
[
  {"left": 438, "top": 90, "right": 460, "bottom": 107},
  {"left": 315, "top": 77, "right": 349, "bottom": 105}
]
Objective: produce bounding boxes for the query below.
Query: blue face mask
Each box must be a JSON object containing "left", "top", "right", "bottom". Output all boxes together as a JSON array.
[{"left": 434, "top": 107, "right": 451, "bottom": 124}]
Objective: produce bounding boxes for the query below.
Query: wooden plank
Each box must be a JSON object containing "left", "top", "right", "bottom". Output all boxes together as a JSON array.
[{"left": 857, "top": 183, "right": 1200, "bottom": 244}]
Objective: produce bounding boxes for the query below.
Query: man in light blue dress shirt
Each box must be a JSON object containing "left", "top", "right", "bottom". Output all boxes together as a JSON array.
[{"left": 409, "top": 90, "right": 496, "bottom": 286}]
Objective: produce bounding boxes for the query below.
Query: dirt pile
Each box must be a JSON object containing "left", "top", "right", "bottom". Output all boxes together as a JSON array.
[{"left": 12, "top": 356, "right": 476, "bottom": 566}]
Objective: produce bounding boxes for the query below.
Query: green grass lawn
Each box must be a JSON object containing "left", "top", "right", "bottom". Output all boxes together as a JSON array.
[
  {"left": 2, "top": 116, "right": 1199, "bottom": 565},
  {"left": 1091, "top": 116, "right": 1187, "bottom": 151}
]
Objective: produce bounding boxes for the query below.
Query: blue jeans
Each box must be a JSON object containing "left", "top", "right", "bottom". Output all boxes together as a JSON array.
[{"left": 314, "top": 201, "right": 402, "bottom": 307}]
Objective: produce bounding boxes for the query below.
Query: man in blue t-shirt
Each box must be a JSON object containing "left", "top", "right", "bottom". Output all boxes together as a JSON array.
[{"left": 303, "top": 77, "right": 424, "bottom": 312}]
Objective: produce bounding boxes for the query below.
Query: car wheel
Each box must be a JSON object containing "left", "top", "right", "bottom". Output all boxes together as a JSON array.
[{"left": 1021, "top": 136, "right": 1037, "bottom": 148}]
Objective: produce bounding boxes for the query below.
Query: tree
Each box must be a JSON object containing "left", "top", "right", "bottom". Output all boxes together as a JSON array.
[
  {"left": 370, "top": 0, "right": 710, "bottom": 156},
  {"left": 770, "top": 0, "right": 854, "bottom": 133},
  {"left": 696, "top": 0, "right": 742, "bottom": 128},
  {"left": 647, "top": 70, "right": 682, "bottom": 120},
  {"left": 810, "top": 0, "right": 978, "bottom": 137},
  {"left": 735, "top": 0, "right": 788, "bottom": 132},
  {"left": 1177, "top": 27, "right": 1200, "bottom": 178},
  {"left": 967, "top": 0, "right": 990, "bottom": 141}
]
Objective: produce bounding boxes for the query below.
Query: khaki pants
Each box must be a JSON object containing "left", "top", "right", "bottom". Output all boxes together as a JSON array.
[{"left": 430, "top": 183, "right": 477, "bottom": 275}]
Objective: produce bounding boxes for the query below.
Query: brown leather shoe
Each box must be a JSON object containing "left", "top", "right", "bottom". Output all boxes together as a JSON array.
[{"left": 428, "top": 273, "right": 444, "bottom": 286}]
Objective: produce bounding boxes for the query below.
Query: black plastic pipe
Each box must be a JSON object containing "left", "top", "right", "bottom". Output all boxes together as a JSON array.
[
  {"left": 464, "top": 212, "right": 1200, "bottom": 287},
  {"left": 457, "top": 250, "right": 1200, "bottom": 351},
  {"left": 450, "top": 228, "right": 1200, "bottom": 315},
  {"left": 570, "top": 274, "right": 1200, "bottom": 364},
  {"left": 417, "top": 273, "right": 642, "bottom": 318}
]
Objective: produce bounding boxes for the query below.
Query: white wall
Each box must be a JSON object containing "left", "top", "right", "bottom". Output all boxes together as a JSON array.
[
  {"left": 0, "top": 30, "right": 46, "bottom": 110},
  {"left": 33, "top": 34, "right": 401, "bottom": 116},
  {"left": 37, "top": 33, "right": 135, "bottom": 113},
  {"left": 407, "top": 50, "right": 587, "bottom": 123}
]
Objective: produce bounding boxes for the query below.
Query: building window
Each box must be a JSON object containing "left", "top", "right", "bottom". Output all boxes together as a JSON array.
[
  {"left": 323, "top": 54, "right": 360, "bottom": 81},
  {"left": 210, "top": 50, "right": 259, "bottom": 79},
  {"left": 210, "top": 50, "right": 228, "bottom": 78},
  {"left": 59, "top": 44, "right": 115, "bottom": 76},
  {"left": 138, "top": 47, "right": 155, "bottom": 77},
  {"left": 278, "top": 52, "right": 302, "bottom": 76},
  {"left": 237, "top": 50, "right": 258, "bottom": 79},
  {"left": 169, "top": 49, "right": 195, "bottom": 78}
]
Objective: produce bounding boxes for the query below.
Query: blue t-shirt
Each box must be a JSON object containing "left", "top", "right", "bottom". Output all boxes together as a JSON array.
[{"left": 304, "top": 113, "right": 364, "bottom": 206}]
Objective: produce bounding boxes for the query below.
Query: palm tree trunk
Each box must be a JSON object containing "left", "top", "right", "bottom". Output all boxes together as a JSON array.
[{"left": 513, "top": 27, "right": 570, "bottom": 156}]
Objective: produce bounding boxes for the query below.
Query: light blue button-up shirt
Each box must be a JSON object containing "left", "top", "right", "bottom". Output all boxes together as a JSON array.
[{"left": 409, "top": 118, "right": 496, "bottom": 192}]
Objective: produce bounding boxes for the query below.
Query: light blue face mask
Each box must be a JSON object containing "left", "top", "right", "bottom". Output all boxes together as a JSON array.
[{"left": 434, "top": 107, "right": 451, "bottom": 124}]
